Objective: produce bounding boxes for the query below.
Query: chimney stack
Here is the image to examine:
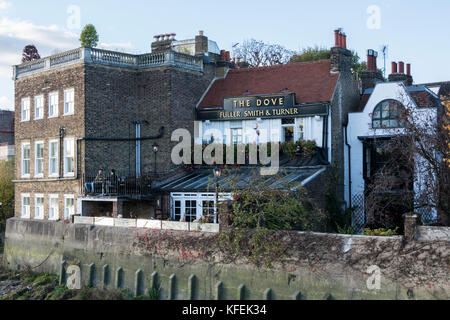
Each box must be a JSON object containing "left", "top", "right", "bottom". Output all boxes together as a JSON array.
[
  {"left": 195, "top": 30, "right": 208, "bottom": 57},
  {"left": 388, "top": 60, "right": 413, "bottom": 86},
  {"left": 331, "top": 28, "right": 352, "bottom": 73},
  {"left": 151, "top": 33, "right": 176, "bottom": 53},
  {"left": 361, "top": 49, "right": 384, "bottom": 92}
]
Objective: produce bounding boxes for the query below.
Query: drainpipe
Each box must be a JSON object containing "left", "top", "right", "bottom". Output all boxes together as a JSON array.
[
  {"left": 344, "top": 124, "right": 352, "bottom": 208},
  {"left": 58, "top": 126, "right": 65, "bottom": 178},
  {"left": 136, "top": 122, "right": 141, "bottom": 177}
]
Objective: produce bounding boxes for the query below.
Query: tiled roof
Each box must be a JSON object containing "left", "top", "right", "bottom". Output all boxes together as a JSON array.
[
  {"left": 198, "top": 60, "right": 339, "bottom": 109},
  {"left": 358, "top": 93, "right": 371, "bottom": 111},
  {"left": 408, "top": 90, "right": 441, "bottom": 108}
]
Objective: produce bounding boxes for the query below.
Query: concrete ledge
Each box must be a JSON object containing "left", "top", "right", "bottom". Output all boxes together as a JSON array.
[{"left": 418, "top": 226, "right": 450, "bottom": 242}]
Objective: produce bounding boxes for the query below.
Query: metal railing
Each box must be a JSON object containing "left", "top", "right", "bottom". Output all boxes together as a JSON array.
[
  {"left": 81, "top": 173, "right": 152, "bottom": 197},
  {"left": 13, "top": 47, "right": 204, "bottom": 79}
]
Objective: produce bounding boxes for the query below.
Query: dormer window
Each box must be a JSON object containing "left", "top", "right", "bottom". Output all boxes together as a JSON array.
[{"left": 372, "top": 99, "right": 404, "bottom": 129}]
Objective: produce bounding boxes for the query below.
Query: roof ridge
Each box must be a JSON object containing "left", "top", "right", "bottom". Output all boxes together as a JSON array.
[{"left": 230, "top": 59, "right": 331, "bottom": 73}]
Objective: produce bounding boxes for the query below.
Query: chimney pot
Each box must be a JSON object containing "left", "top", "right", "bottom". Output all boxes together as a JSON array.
[
  {"left": 334, "top": 30, "right": 340, "bottom": 47},
  {"left": 392, "top": 62, "right": 398, "bottom": 74},
  {"left": 399, "top": 61, "right": 405, "bottom": 74},
  {"left": 406, "top": 63, "right": 411, "bottom": 76},
  {"left": 342, "top": 33, "right": 347, "bottom": 49},
  {"left": 199, "top": 30, "right": 204, "bottom": 36},
  {"left": 225, "top": 51, "right": 231, "bottom": 62}
]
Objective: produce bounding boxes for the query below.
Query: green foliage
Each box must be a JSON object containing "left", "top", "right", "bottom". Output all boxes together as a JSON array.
[
  {"left": 324, "top": 167, "right": 356, "bottom": 234},
  {"left": 0, "top": 159, "right": 14, "bottom": 233},
  {"left": 217, "top": 169, "right": 326, "bottom": 268},
  {"left": 147, "top": 284, "right": 161, "bottom": 300},
  {"left": 290, "top": 46, "right": 331, "bottom": 63},
  {"left": 363, "top": 227, "right": 399, "bottom": 236},
  {"left": 80, "top": 24, "right": 99, "bottom": 48}
]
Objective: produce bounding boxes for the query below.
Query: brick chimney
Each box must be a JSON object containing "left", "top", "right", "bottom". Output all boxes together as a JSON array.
[
  {"left": 360, "top": 49, "right": 384, "bottom": 92},
  {"left": 388, "top": 60, "right": 413, "bottom": 86},
  {"left": 331, "top": 29, "right": 352, "bottom": 73},
  {"left": 151, "top": 33, "right": 176, "bottom": 53},
  {"left": 195, "top": 30, "right": 208, "bottom": 56}
]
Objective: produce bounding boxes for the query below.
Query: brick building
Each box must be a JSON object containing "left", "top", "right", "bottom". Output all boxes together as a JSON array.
[
  {"left": 12, "top": 29, "right": 362, "bottom": 225},
  {"left": 12, "top": 31, "right": 223, "bottom": 221}
]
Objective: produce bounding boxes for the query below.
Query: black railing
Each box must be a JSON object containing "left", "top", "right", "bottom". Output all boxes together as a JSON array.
[{"left": 81, "top": 174, "right": 152, "bottom": 197}]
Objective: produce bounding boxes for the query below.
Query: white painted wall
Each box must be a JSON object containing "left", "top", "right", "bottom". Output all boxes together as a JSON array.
[
  {"left": 346, "top": 82, "right": 438, "bottom": 218},
  {"left": 199, "top": 116, "right": 324, "bottom": 146}
]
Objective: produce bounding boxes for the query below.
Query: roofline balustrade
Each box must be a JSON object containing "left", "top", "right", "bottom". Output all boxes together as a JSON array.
[{"left": 13, "top": 47, "right": 204, "bottom": 79}]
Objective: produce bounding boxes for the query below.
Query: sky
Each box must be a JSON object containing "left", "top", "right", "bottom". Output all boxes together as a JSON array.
[{"left": 0, "top": 0, "right": 449, "bottom": 111}]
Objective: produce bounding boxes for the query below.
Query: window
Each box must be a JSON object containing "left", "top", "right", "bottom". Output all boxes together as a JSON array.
[
  {"left": 21, "top": 194, "right": 31, "bottom": 218},
  {"left": 49, "top": 140, "right": 58, "bottom": 177},
  {"left": 49, "top": 194, "right": 59, "bottom": 220},
  {"left": 21, "top": 98, "right": 30, "bottom": 121},
  {"left": 64, "top": 195, "right": 75, "bottom": 220},
  {"left": 34, "top": 95, "right": 44, "bottom": 120},
  {"left": 297, "top": 118, "right": 305, "bottom": 141},
  {"left": 35, "top": 194, "right": 44, "bottom": 220},
  {"left": 184, "top": 200, "right": 197, "bottom": 222},
  {"left": 282, "top": 118, "right": 295, "bottom": 143},
  {"left": 21, "top": 142, "right": 30, "bottom": 177},
  {"left": 64, "top": 138, "right": 75, "bottom": 176},
  {"left": 48, "top": 92, "right": 58, "bottom": 118},
  {"left": 230, "top": 121, "right": 243, "bottom": 145},
  {"left": 202, "top": 200, "right": 215, "bottom": 222},
  {"left": 35, "top": 141, "right": 44, "bottom": 177},
  {"left": 372, "top": 99, "right": 404, "bottom": 129},
  {"left": 173, "top": 200, "right": 182, "bottom": 221},
  {"left": 64, "top": 88, "right": 74, "bottom": 115}
]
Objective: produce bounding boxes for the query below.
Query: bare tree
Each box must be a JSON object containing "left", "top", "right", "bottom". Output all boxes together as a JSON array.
[
  {"left": 365, "top": 94, "right": 450, "bottom": 229},
  {"left": 22, "top": 45, "right": 41, "bottom": 63},
  {"left": 233, "top": 39, "right": 294, "bottom": 68}
]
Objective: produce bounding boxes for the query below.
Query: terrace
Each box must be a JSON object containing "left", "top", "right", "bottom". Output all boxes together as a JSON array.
[{"left": 13, "top": 47, "right": 204, "bottom": 79}]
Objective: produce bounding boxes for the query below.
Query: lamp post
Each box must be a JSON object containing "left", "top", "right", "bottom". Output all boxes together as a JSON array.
[
  {"left": 152, "top": 142, "right": 159, "bottom": 175},
  {"left": 213, "top": 167, "right": 221, "bottom": 224}
]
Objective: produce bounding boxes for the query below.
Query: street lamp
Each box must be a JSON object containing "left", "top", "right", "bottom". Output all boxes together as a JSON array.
[
  {"left": 152, "top": 142, "right": 159, "bottom": 175},
  {"left": 213, "top": 167, "right": 221, "bottom": 224}
]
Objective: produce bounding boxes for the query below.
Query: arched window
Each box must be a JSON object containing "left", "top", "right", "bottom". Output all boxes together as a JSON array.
[{"left": 372, "top": 99, "right": 404, "bottom": 128}]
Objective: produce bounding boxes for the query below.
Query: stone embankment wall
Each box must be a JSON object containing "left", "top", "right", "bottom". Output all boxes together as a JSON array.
[{"left": 2, "top": 218, "right": 449, "bottom": 300}]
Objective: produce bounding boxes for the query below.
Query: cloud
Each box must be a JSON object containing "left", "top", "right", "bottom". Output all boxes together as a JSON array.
[
  {"left": 0, "top": 17, "right": 79, "bottom": 76},
  {"left": 98, "top": 41, "right": 134, "bottom": 53},
  {"left": 0, "top": 95, "right": 13, "bottom": 110},
  {"left": 0, "top": 1, "right": 11, "bottom": 11}
]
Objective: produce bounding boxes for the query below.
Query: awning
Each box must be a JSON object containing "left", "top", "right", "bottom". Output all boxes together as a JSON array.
[{"left": 155, "top": 166, "right": 327, "bottom": 193}]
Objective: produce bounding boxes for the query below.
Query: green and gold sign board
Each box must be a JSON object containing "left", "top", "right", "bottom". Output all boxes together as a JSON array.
[{"left": 197, "top": 93, "right": 327, "bottom": 121}]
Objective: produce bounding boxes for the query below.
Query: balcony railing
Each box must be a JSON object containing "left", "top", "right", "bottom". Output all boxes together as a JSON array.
[
  {"left": 13, "top": 47, "right": 204, "bottom": 79},
  {"left": 81, "top": 173, "right": 152, "bottom": 197}
]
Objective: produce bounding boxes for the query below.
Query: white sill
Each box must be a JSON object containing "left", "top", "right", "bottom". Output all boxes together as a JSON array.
[
  {"left": 20, "top": 119, "right": 30, "bottom": 122},
  {"left": 34, "top": 216, "right": 44, "bottom": 220},
  {"left": 63, "top": 112, "right": 75, "bottom": 116},
  {"left": 21, "top": 174, "right": 31, "bottom": 179},
  {"left": 48, "top": 115, "right": 59, "bottom": 119},
  {"left": 64, "top": 173, "right": 75, "bottom": 178},
  {"left": 34, "top": 174, "right": 44, "bottom": 178},
  {"left": 49, "top": 174, "right": 59, "bottom": 178},
  {"left": 34, "top": 117, "right": 44, "bottom": 120}
]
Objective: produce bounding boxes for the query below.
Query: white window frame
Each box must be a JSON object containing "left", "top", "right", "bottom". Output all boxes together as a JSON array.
[
  {"left": 21, "top": 142, "right": 31, "bottom": 178},
  {"left": 49, "top": 139, "right": 59, "bottom": 177},
  {"left": 34, "top": 95, "right": 44, "bottom": 120},
  {"left": 64, "top": 194, "right": 75, "bottom": 220},
  {"left": 170, "top": 192, "right": 232, "bottom": 224},
  {"left": 48, "top": 194, "right": 59, "bottom": 221},
  {"left": 48, "top": 92, "right": 59, "bottom": 118},
  {"left": 34, "top": 194, "right": 44, "bottom": 220},
  {"left": 34, "top": 141, "right": 44, "bottom": 178},
  {"left": 21, "top": 194, "right": 31, "bottom": 219},
  {"left": 21, "top": 97, "right": 30, "bottom": 122},
  {"left": 63, "top": 137, "right": 75, "bottom": 177},
  {"left": 63, "top": 88, "right": 75, "bottom": 116}
]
